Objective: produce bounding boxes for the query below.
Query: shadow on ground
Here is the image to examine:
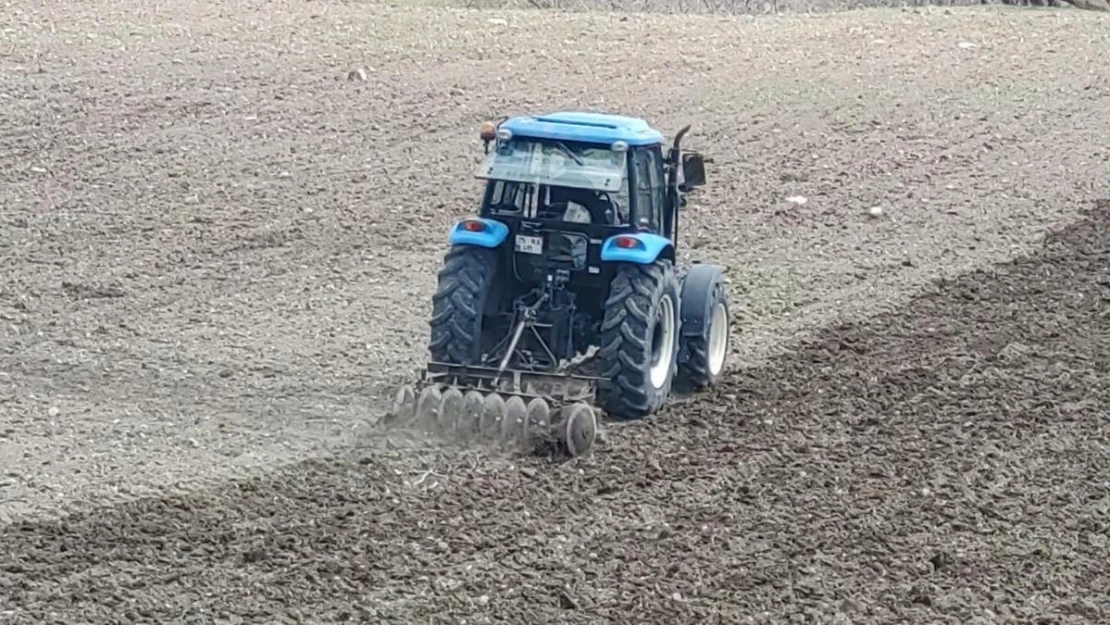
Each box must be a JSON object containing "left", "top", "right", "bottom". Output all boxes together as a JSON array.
[{"left": 2, "top": 203, "right": 1108, "bottom": 624}]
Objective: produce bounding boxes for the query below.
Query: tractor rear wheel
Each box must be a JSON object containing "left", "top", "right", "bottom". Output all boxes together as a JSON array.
[
  {"left": 428, "top": 245, "right": 499, "bottom": 365},
  {"left": 597, "top": 260, "right": 681, "bottom": 420}
]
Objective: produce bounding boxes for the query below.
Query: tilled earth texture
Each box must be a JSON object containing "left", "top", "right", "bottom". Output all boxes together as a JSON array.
[{"left": 1, "top": 0, "right": 1109, "bottom": 622}]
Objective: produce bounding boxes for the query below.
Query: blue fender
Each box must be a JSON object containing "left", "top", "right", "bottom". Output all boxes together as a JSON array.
[
  {"left": 447, "top": 217, "right": 509, "bottom": 249},
  {"left": 599, "top": 232, "right": 674, "bottom": 265},
  {"left": 679, "top": 263, "right": 727, "bottom": 338}
]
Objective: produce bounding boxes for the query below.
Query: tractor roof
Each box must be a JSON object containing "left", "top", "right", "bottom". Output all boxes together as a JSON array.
[{"left": 500, "top": 112, "right": 664, "bottom": 148}]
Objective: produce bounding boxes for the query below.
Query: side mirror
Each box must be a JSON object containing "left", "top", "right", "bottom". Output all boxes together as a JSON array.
[{"left": 682, "top": 152, "right": 707, "bottom": 188}]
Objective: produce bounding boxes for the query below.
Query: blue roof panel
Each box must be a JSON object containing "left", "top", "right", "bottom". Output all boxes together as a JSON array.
[{"left": 500, "top": 112, "right": 665, "bottom": 147}]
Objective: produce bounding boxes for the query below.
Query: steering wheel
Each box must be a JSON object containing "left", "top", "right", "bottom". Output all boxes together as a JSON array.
[{"left": 541, "top": 201, "right": 571, "bottom": 221}]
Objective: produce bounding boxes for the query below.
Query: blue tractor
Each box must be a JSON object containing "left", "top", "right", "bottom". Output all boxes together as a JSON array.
[{"left": 391, "top": 112, "right": 731, "bottom": 456}]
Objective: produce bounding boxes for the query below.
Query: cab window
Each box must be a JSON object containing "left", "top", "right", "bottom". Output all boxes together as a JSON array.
[
  {"left": 646, "top": 147, "right": 665, "bottom": 232},
  {"left": 632, "top": 147, "right": 666, "bottom": 230},
  {"left": 632, "top": 149, "right": 654, "bottom": 229}
]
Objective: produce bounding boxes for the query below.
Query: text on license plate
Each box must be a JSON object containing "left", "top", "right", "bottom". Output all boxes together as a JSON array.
[{"left": 515, "top": 235, "right": 544, "bottom": 255}]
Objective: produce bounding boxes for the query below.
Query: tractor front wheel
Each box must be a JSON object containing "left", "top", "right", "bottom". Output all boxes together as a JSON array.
[
  {"left": 675, "top": 264, "right": 731, "bottom": 391},
  {"left": 597, "top": 260, "right": 681, "bottom": 420},
  {"left": 428, "top": 245, "right": 499, "bottom": 365}
]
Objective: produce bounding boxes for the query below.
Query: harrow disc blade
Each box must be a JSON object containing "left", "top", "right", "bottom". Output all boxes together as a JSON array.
[
  {"left": 438, "top": 387, "right": 465, "bottom": 435},
  {"left": 461, "top": 391, "right": 486, "bottom": 440},
  {"left": 390, "top": 384, "right": 416, "bottom": 426},
  {"left": 481, "top": 393, "right": 506, "bottom": 438},
  {"left": 501, "top": 395, "right": 527, "bottom": 443},
  {"left": 415, "top": 386, "right": 442, "bottom": 432},
  {"left": 561, "top": 402, "right": 598, "bottom": 458},
  {"left": 523, "top": 397, "right": 552, "bottom": 451}
]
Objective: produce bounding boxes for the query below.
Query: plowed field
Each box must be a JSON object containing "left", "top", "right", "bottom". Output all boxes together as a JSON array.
[{"left": 1, "top": 1, "right": 1108, "bottom": 623}]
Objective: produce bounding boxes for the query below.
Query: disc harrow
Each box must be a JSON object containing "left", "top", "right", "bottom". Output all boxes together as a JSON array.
[{"left": 386, "top": 363, "right": 600, "bottom": 458}]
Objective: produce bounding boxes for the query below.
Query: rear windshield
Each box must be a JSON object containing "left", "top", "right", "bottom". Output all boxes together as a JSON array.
[{"left": 475, "top": 138, "right": 626, "bottom": 193}]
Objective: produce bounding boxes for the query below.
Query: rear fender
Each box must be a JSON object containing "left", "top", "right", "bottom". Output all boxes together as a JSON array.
[
  {"left": 447, "top": 217, "right": 509, "bottom": 249},
  {"left": 680, "top": 263, "right": 727, "bottom": 339},
  {"left": 599, "top": 232, "right": 674, "bottom": 265}
]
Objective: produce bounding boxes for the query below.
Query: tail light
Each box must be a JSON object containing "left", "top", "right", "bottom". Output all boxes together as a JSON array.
[
  {"left": 461, "top": 219, "right": 486, "bottom": 233},
  {"left": 613, "top": 235, "right": 643, "bottom": 250}
]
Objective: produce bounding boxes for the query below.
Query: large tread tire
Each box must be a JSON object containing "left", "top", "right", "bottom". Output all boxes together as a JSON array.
[
  {"left": 677, "top": 284, "right": 730, "bottom": 391},
  {"left": 428, "top": 246, "right": 498, "bottom": 365},
  {"left": 597, "top": 261, "right": 681, "bottom": 421}
]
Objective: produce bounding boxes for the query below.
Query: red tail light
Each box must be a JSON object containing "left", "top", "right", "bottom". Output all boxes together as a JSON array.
[
  {"left": 461, "top": 219, "right": 486, "bottom": 233},
  {"left": 614, "top": 236, "right": 641, "bottom": 249}
]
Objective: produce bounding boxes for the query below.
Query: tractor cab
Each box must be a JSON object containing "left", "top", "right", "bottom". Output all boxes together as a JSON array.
[
  {"left": 464, "top": 113, "right": 707, "bottom": 288},
  {"left": 474, "top": 113, "right": 707, "bottom": 243}
]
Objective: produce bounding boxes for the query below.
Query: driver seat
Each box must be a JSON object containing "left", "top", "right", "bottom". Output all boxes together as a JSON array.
[{"left": 548, "top": 186, "right": 613, "bottom": 225}]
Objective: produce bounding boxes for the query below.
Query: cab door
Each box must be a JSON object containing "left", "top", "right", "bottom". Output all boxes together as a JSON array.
[{"left": 631, "top": 146, "right": 668, "bottom": 238}]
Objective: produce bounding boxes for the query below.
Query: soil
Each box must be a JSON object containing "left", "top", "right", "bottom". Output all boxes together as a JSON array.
[
  {"left": 3, "top": 201, "right": 1109, "bottom": 625},
  {"left": 1, "top": 0, "right": 1109, "bottom": 622}
]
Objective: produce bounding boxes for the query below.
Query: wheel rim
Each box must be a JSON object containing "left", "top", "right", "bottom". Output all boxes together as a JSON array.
[
  {"left": 708, "top": 302, "right": 729, "bottom": 377},
  {"left": 649, "top": 294, "right": 676, "bottom": 389}
]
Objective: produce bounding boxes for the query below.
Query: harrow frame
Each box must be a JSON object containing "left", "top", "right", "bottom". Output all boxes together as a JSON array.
[{"left": 421, "top": 361, "right": 602, "bottom": 406}]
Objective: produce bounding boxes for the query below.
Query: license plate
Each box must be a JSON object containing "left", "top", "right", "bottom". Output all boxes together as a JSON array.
[{"left": 515, "top": 234, "right": 544, "bottom": 255}]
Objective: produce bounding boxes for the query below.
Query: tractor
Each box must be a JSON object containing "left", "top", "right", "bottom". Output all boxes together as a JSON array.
[{"left": 389, "top": 112, "right": 731, "bottom": 456}]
